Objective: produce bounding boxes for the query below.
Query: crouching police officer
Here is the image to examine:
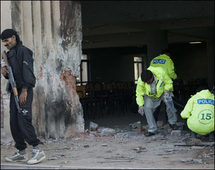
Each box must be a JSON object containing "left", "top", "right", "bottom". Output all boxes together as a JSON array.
[{"left": 181, "top": 87, "right": 214, "bottom": 139}]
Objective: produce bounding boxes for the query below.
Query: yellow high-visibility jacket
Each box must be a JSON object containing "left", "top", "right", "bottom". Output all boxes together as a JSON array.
[
  {"left": 150, "top": 54, "right": 177, "bottom": 80},
  {"left": 136, "top": 66, "right": 173, "bottom": 106},
  {"left": 181, "top": 90, "right": 214, "bottom": 135}
]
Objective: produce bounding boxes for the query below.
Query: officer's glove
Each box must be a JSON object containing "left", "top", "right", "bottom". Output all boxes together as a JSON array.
[{"left": 138, "top": 106, "right": 145, "bottom": 116}]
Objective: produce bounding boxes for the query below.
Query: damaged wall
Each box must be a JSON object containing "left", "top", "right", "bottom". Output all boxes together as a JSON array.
[
  {"left": 1, "top": 1, "right": 84, "bottom": 139},
  {"left": 1, "top": 1, "right": 12, "bottom": 139}
]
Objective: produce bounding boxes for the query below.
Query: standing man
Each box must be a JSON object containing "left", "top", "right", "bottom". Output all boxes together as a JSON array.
[
  {"left": 136, "top": 66, "right": 178, "bottom": 136},
  {"left": 0, "top": 29, "right": 46, "bottom": 164}
]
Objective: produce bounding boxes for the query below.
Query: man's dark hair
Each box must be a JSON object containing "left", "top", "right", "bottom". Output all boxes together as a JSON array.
[
  {"left": 196, "top": 85, "right": 208, "bottom": 93},
  {"left": 141, "top": 70, "right": 153, "bottom": 82},
  {"left": 161, "top": 49, "right": 171, "bottom": 55},
  {"left": 0, "top": 29, "right": 20, "bottom": 42}
]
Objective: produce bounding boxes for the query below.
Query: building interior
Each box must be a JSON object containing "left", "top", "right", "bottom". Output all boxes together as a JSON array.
[{"left": 77, "top": 1, "right": 214, "bottom": 128}]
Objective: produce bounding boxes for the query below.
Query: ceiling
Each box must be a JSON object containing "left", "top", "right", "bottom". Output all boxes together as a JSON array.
[{"left": 81, "top": 1, "right": 214, "bottom": 49}]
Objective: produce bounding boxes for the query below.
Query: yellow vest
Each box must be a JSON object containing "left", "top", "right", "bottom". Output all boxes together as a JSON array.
[
  {"left": 150, "top": 54, "right": 177, "bottom": 80},
  {"left": 181, "top": 90, "right": 214, "bottom": 135},
  {"left": 136, "top": 66, "right": 173, "bottom": 106}
]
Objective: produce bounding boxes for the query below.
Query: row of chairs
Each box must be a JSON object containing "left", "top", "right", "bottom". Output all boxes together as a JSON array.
[
  {"left": 76, "top": 81, "right": 136, "bottom": 119},
  {"left": 76, "top": 79, "right": 202, "bottom": 120}
]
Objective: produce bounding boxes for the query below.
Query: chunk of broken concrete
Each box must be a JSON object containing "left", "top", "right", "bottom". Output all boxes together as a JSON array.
[
  {"left": 129, "top": 121, "right": 141, "bottom": 129},
  {"left": 100, "top": 128, "right": 116, "bottom": 136},
  {"left": 181, "top": 158, "right": 203, "bottom": 164},
  {"left": 89, "top": 121, "right": 99, "bottom": 131},
  {"left": 184, "top": 137, "right": 203, "bottom": 145},
  {"left": 171, "top": 130, "right": 181, "bottom": 137}
]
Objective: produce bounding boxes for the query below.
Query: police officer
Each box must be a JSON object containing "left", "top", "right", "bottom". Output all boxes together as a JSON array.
[
  {"left": 0, "top": 29, "right": 46, "bottom": 164},
  {"left": 181, "top": 87, "right": 214, "bottom": 136},
  {"left": 136, "top": 66, "right": 178, "bottom": 136},
  {"left": 150, "top": 49, "right": 178, "bottom": 123}
]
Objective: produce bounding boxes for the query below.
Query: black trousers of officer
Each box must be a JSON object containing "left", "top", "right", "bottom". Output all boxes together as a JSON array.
[{"left": 10, "top": 88, "right": 40, "bottom": 151}]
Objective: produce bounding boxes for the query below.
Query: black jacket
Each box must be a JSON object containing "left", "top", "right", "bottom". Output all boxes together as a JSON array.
[{"left": 6, "top": 41, "right": 36, "bottom": 90}]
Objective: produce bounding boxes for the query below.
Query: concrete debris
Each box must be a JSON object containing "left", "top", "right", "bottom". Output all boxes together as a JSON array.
[
  {"left": 164, "top": 148, "right": 175, "bottom": 152},
  {"left": 73, "top": 138, "right": 81, "bottom": 141},
  {"left": 106, "top": 150, "right": 112, "bottom": 153},
  {"left": 100, "top": 128, "right": 116, "bottom": 136},
  {"left": 184, "top": 137, "right": 203, "bottom": 145},
  {"left": 101, "top": 143, "right": 108, "bottom": 147},
  {"left": 203, "top": 153, "right": 212, "bottom": 158},
  {"left": 47, "top": 154, "right": 65, "bottom": 161},
  {"left": 89, "top": 121, "right": 99, "bottom": 131},
  {"left": 133, "top": 146, "right": 147, "bottom": 153},
  {"left": 114, "top": 133, "right": 129, "bottom": 143},
  {"left": 89, "top": 131, "right": 98, "bottom": 137},
  {"left": 1, "top": 125, "right": 214, "bottom": 169},
  {"left": 163, "top": 124, "right": 171, "bottom": 130},
  {"left": 129, "top": 121, "right": 141, "bottom": 129},
  {"left": 114, "top": 128, "right": 124, "bottom": 133},
  {"left": 171, "top": 130, "right": 182, "bottom": 137},
  {"left": 83, "top": 144, "right": 90, "bottom": 148},
  {"left": 103, "top": 156, "right": 135, "bottom": 161},
  {"left": 48, "top": 157, "right": 59, "bottom": 160},
  {"left": 181, "top": 158, "right": 203, "bottom": 164}
]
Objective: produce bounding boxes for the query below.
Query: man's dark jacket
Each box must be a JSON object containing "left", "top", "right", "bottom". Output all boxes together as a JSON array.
[{"left": 6, "top": 41, "right": 36, "bottom": 90}]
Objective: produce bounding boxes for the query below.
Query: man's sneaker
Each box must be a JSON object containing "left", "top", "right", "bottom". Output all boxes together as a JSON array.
[
  {"left": 144, "top": 132, "right": 156, "bottom": 137},
  {"left": 27, "top": 149, "right": 46, "bottom": 165},
  {"left": 169, "top": 124, "right": 178, "bottom": 130},
  {"left": 5, "top": 151, "right": 27, "bottom": 162}
]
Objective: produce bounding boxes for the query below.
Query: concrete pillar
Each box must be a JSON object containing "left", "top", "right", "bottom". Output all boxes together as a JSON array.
[
  {"left": 51, "top": 1, "right": 60, "bottom": 44},
  {"left": 207, "top": 40, "right": 214, "bottom": 90},
  {"left": 41, "top": 1, "right": 52, "bottom": 49},
  {"left": 1, "top": 1, "right": 13, "bottom": 143},
  {"left": 11, "top": 1, "right": 22, "bottom": 36},
  {"left": 22, "top": 1, "right": 33, "bottom": 49},
  {"left": 59, "top": 1, "right": 84, "bottom": 139},
  {"left": 32, "top": 1, "right": 43, "bottom": 135},
  {"left": 32, "top": 1, "right": 42, "bottom": 72},
  {"left": 145, "top": 30, "right": 168, "bottom": 66}
]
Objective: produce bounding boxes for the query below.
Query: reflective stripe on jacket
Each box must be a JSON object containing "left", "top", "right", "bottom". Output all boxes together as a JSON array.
[
  {"left": 181, "top": 90, "right": 214, "bottom": 135},
  {"left": 150, "top": 54, "right": 177, "bottom": 80},
  {"left": 136, "top": 66, "right": 173, "bottom": 106}
]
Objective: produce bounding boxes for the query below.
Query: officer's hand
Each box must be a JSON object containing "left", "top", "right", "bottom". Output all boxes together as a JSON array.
[
  {"left": 19, "top": 89, "right": 27, "bottom": 105},
  {"left": 138, "top": 106, "right": 145, "bottom": 116},
  {"left": 1, "top": 66, "right": 9, "bottom": 77}
]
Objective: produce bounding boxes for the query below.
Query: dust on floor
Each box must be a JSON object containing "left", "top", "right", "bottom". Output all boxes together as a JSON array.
[{"left": 1, "top": 122, "right": 214, "bottom": 169}]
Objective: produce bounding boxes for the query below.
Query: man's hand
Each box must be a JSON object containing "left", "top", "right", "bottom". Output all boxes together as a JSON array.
[
  {"left": 1, "top": 66, "right": 9, "bottom": 77},
  {"left": 164, "top": 90, "right": 170, "bottom": 97},
  {"left": 19, "top": 88, "right": 27, "bottom": 105},
  {"left": 138, "top": 106, "right": 145, "bottom": 116}
]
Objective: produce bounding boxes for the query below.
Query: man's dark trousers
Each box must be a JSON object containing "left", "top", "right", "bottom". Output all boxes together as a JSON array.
[{"left": 10, "top": 88, "right": 40, "bottom": 151}]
